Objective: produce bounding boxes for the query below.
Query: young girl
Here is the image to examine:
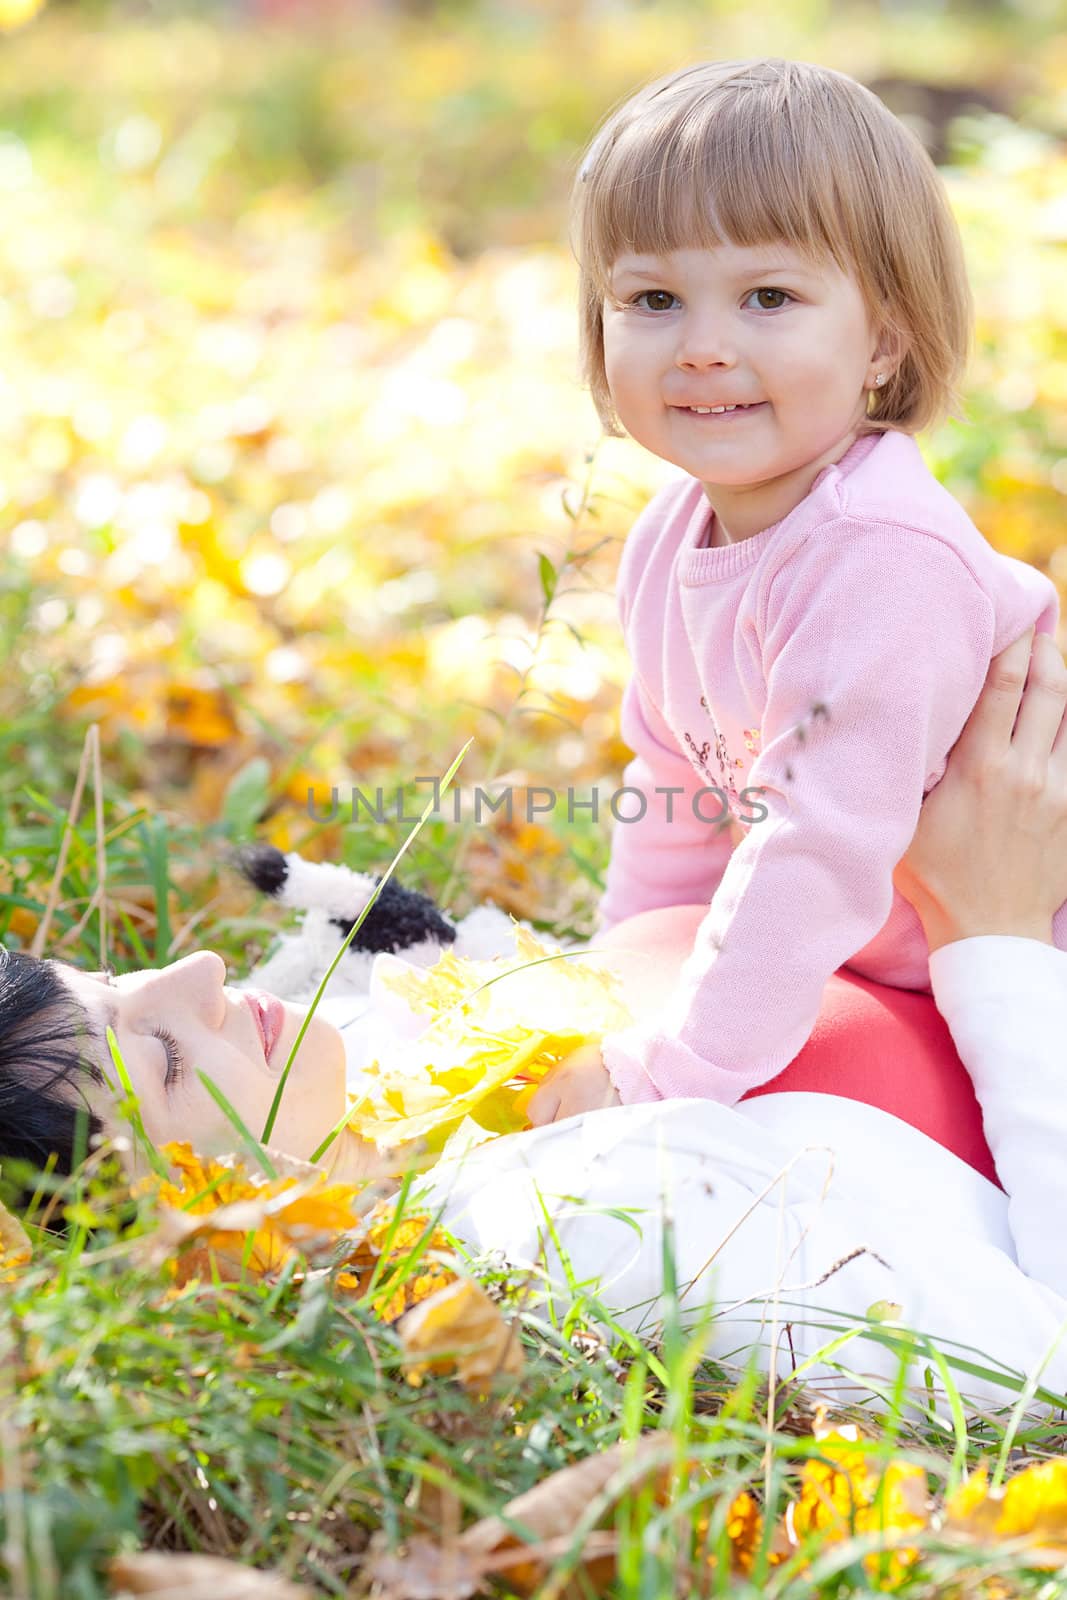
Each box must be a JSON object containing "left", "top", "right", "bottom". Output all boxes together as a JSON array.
[{"left": 528, "top": 57, "right": 1066, "bottom": 1124}]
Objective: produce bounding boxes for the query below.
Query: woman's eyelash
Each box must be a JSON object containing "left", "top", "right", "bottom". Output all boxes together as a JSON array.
[{"left": 152, "top": 1026, "right": 185, "bottom": 1091}]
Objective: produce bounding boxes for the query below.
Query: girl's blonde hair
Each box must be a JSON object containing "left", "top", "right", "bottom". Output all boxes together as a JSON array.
[{"left": 570, "top": 59, "right": 973, "bottom": 440}]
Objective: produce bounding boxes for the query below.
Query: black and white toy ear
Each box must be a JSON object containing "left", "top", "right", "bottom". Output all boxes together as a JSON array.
[
  {"left": 232, "top": 843, "right": 559, "bottom": 1002},
  {"left": 233, "top": 844, "right": 457, "bottom": 952},
  {"left": 232, "top": 844, "right": 460, "bottom": 1001}
]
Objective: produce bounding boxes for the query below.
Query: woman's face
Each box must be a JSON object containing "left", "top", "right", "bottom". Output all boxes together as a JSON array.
[{"left": 59, "top": 952, "right": 347, "bottom": 1163}]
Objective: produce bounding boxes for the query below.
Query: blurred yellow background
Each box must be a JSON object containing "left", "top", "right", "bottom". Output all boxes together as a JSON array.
[{"left": 2, "top": 0, "right": 1066, "bottom": 957}]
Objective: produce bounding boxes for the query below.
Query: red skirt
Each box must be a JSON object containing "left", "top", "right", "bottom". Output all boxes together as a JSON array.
[{"left": 742, "top": 968, "right": 1000, "bottom": 1188}]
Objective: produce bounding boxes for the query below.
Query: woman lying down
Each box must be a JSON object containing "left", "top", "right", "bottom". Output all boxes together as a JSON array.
[{"left": 5, "top": 630, "right": 1067, "bottom": 1415}]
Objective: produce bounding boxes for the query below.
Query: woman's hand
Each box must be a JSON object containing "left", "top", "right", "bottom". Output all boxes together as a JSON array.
[
  {"left": 526, "top": 1043, "right": 622, "bottom": 1127},
  {"left": 893, "top": 627, "right": 1067, "bottom": 951}
]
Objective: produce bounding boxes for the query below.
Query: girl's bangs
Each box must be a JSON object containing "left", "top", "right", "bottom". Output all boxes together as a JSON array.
[{"left": 587, "top": 112, "right": 853, "bottom": 295}]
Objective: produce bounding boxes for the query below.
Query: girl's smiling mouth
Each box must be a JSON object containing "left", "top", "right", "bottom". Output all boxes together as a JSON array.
[{"left": 673, "top": 402, "right": 768, "bottom": 419}]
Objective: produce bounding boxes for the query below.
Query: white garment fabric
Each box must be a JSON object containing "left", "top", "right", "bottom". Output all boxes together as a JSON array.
[{"left": 318, "top": 936, "right": 1067, "bottom": 1417}]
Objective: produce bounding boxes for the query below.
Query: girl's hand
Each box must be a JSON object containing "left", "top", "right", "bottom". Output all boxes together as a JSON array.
[
  {"left": 526, "top": 1044, "right": 622, "bottom": 1126},
  {"left": 893, "top": 627, "right": 1067, "bottom": 951}
]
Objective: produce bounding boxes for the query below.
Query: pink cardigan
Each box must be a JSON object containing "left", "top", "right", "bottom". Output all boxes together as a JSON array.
[{"left": 597, "top": 429, "right": 1064, "bottom": 1105}]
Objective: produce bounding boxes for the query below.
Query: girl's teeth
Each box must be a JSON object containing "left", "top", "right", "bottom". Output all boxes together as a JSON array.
[{"left": 689, "top": 404, "right": 748, "bottom": 413}]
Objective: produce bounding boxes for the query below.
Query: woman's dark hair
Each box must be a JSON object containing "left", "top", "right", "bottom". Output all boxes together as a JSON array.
[{"left": 0, "top": 946, "right": 104, "bottom": 1183}]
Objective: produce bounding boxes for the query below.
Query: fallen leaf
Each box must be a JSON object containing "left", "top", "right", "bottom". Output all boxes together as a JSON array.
[
  {"left": 944, "top": 1458, "right": 1067, "bottom": 1568},
  {"left": 336, "top": 1201, "right": 460, "bottom": 1323},
  {"left": 367, "top": 1435, "right": 678, "bottom": 1598},
  {"left": 138, "top": 1142, "right": 376, "bottom": 1286},
  {"left": 779, "top": 1409, "right": 929, "bottom": 1588},
  {"left": 164, "top": 682, "right": 241, "bottom": 748},
  {"left": 0, "top": 1195, "right": 31, "bottom": 1281},
  {"left": 397, "top": 1277, "right": 524, "bottom": 1392},
  {"left": 107, "top": 1549, "right": 311, "bottom": 1596}
]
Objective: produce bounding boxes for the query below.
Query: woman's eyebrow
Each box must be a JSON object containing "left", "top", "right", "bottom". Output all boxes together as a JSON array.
[{"left": 88, "top": 996, "right": 120, "bottom": 1067}]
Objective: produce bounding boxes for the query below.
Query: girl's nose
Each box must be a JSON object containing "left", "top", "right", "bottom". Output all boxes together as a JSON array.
[
  {"left": 676, "top": 312, "right": 737, "bottom": 368},
  {"left": 677, "top": 339, "right": 737, "bottom": 369}
]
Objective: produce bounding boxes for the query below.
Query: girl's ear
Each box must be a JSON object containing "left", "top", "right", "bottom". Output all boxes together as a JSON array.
[{"left": 870, "top": 317, "right": 912, "bottom": 382}]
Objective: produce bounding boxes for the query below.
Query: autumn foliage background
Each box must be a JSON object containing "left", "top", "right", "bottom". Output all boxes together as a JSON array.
[
  {"left": 3, "top": 0, "right": 1067, "bottom": 969},
  {"left": 3, "top": 1, "right": 1067, "bottom": 1595}
]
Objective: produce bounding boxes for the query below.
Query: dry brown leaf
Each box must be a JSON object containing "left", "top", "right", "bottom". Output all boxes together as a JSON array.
[
  {"left": 368, "top": 1435, "right": 675, "bottom": 1599},
  {"left": 367, "top": 1536, "right": 485, "bottom": 1600},
  {"left": 397, "top": 1278, "right": 524, "bottom": 1392},
  {"left": 0, "top": 1195, "right": 31, "bottom": 1281},
  {"left": 107, "top": 1549, "right": 311, "bottom": 1597},
  {"left": 368, "top": 1530, "right": 624, "bottom": 1600}
]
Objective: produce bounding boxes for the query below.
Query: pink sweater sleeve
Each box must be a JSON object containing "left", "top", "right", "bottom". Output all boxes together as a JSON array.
[
  {"left": 596, "top": 671, "right": 736, "bottom": 933},
  {"left": 601, "top": 522, "right": 998, "bottom": 1106}
]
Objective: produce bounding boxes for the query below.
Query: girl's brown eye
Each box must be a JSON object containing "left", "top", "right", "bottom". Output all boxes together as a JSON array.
[{"left": 632, "top": 290, "right": 677, "bottom": 313}]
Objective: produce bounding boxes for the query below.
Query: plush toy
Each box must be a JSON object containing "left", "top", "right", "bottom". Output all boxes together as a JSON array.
[{"left": 233, "top": 844, "right": 563, "bottom": 1002}]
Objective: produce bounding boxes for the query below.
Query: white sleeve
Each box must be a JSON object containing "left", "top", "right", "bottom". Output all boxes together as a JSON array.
[{"left": 929, "top": 936, "right": 1067, "bottom": 1295}]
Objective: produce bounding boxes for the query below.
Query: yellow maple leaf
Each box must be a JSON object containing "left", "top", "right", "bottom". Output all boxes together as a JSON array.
[
  {"left": 346, "top": 928, "right": 633, "bottom": 1154},
  {"left": 721, "top": 1489, "right": 766, "bottom": 1575},
  {"left": 164, "top": 683, "right": 240, "bottom": 748},
  {"left": 0, "top": 0, "right": 45, "bottom": 31},
  {"left": 998, "top": 1459, "right": 1067, "bottom": 1545},
  {"left": 335, "top": 1200, "right": 459, "bottom": 1323}
]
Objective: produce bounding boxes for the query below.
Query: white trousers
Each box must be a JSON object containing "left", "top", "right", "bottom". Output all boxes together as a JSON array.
[{"left": 414, "top": 1096, "right": 1067, "bottom": 1420}]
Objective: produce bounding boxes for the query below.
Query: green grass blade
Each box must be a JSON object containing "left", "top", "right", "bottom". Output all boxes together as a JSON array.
[{"left": 261, "top": 739, "right": 472, "bottom": 1149}]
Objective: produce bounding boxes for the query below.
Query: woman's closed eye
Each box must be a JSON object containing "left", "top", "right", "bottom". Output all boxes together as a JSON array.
[
  {"left": 101, "top": 971, "right": 186, "bottom": 1093},
  {"left": 627, "top": 287, "right": 794, "bottom": 313},
  {"left": 153, "top": 1026, "right": 186, "bottom": 1092}
]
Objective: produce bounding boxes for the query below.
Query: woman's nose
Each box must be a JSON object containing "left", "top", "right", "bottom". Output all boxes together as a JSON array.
[{"left": 142, "top": 951, "right": 228, "bottom": 1017}]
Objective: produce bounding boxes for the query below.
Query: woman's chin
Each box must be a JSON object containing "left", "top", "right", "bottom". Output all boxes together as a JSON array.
[
  {"left": 276, "top": 1003, "right": 344, "bottom": 1069},
  {"left": 270, "top": 1005, "right": 347, "bottom": 1158}
]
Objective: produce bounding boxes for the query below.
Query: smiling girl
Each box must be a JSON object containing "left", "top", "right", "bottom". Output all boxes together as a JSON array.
[{"left": 527, "top": 57, "right": 1067, "bottom": 1124}]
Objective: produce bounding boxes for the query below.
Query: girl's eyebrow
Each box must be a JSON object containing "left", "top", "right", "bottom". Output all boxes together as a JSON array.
[{"left": 611, "top": 257, "right": 814, "bottom": 284}]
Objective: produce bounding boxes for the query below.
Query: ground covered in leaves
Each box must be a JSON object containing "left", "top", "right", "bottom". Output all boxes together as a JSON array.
[{"left": 3, "top": 0, "right": 1067, "bottom": 1594}]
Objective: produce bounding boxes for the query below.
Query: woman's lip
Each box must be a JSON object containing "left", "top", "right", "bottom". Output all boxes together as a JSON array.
[{"left": 243, "top": 990, "right": 285, "bottom": 1063}]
